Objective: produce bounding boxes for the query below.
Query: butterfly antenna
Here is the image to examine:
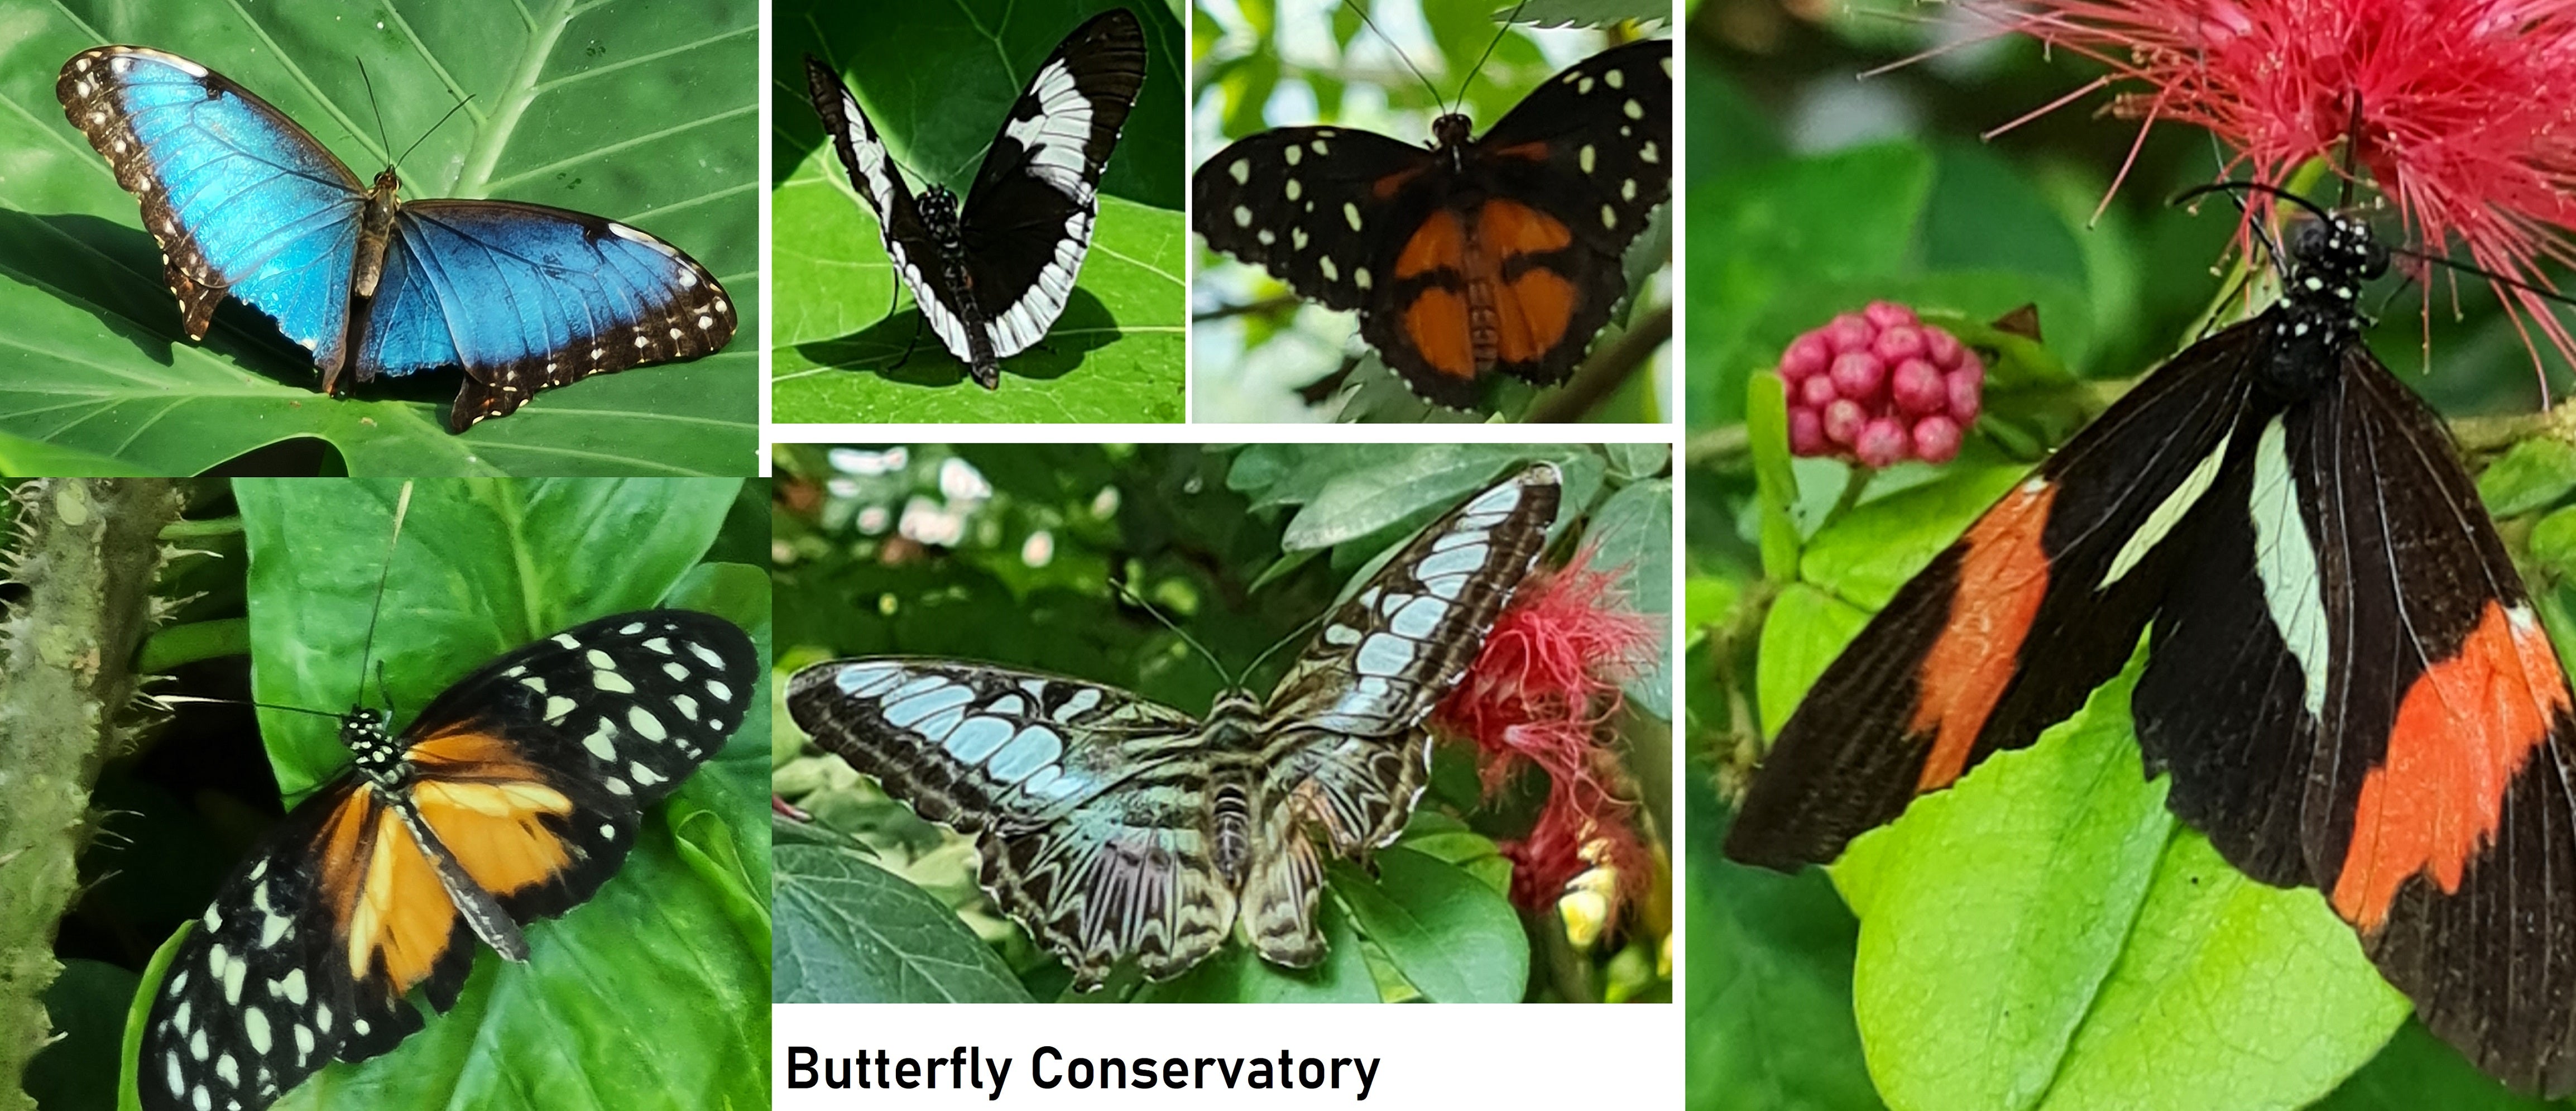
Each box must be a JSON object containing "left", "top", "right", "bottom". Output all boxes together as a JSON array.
[
  {"left": 353, "top": 481, "right": 413, "bottom": 709},
  {"left": 2385, "top": 245, "right": 2576, "bottom": 312},
  {"left": 359, "top": 58, "right": 391, "bottom": 165},
  {"left": 1453, "top": 0, "right": 1536, "bottom": 112},
  {"left": 395, "top": 95, "right": 476, "bottom": 172},
  {"left": 159, "top": 695, "right": 350, "bottom": 721},
  {"left": 1237, "top": 607, "right": 1331, "bottom": 689},
  {"left": 1349, "top": 1, "right": 1447, "bottom": 114},
  {"left": 1109, "top": 572, "right": 1236, "bottom": 688}
]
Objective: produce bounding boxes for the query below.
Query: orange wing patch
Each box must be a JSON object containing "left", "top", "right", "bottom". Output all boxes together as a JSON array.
[
  {"left": 321, "top": 796, "right": 457, "bottom": 996},
  {"left": 407, "top": 727, "right": 581, "bottom": 897},
  {"left": 1910, "top": 480, "right": 2057, "bottom": 791},
  {"left": 2332, "top": 603, "right": 2571, "bottom": 932},
  {"left": 1394, "top": 209, "right": 1465, "bottom": 281},
  {"left": 1403, "top": 289, "right": 1476, "bottom": 379}
]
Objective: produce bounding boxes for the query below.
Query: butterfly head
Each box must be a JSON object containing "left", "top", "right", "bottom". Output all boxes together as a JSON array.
[
  {"left": 1430, "top": 113, "right": 1474, "bottom": 152},
  {"left": 340, "top": 705, "right": 406, "bottom": 783},
  {"left": 2262, "top": 212, "right": 2387, "bottom": 389},
  {"left": 918, "top": 185, "right": 965, "bottom": 250}
]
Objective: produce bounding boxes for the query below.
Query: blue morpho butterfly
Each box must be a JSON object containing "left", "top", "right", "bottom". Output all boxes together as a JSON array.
[{"left": 57, "top": 46, "right": 736, "bottom": 432}]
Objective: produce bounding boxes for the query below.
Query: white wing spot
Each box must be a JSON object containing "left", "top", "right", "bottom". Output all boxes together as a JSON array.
[
  {"left": 1233, "top": 205, "right": 1253, "bottom": 227},
  {"left": 544, "top": 696, "right": 575, "bottom": 722},
  {"left": 1229, "top": 159, "right": 1250, "bottom": 184},
  {"left": 628, "top": 706, "right": 668, "bottom": 741},
  {"left": 583, "top": 720, "right": 619, "bottom": 760},
  {"left": 1320, "top": 257, "right": 1338, "bottom": 282},
  {"left": 1343, "top": 203, "right": 1363, "bottom": 231},
  {"left": 664, "top": 662, "right": 689, "bottom": 681},
  {"left": 687, "top": 641, "right": 725, "bottom": 668}
]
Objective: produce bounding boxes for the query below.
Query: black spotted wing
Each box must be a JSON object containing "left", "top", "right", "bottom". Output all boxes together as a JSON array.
[
  {"left": 785, "top": 662, "right": 1230, "bottom": 988},
  {"left": 140, "top": 610, "right": 756, "bottom": 1111},
  {"left": 1192, "top": 39, "right": 1672, "bottom": 406}
]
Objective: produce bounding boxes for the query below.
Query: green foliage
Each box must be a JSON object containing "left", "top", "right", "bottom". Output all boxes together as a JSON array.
[
  {"left": 771, "top": 0, "right": 1187, "bottom": 421},
  {"left": 1189, "top": 0, "right": 1672, "bottom": 422},
  {"left": 91, "top": 478, "right": 770, "bottom": 1111},
  {"left": 770, "top": 443, "right": 1672, "bottom": 1003},
  {"left": 0, "top": 0, "right": 758, "bottom": 475}
]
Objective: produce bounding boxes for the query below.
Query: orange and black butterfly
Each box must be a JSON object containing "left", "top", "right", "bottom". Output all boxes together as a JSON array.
[
  {"left": 135, "top": 491, "right": 759, "bottom": 1111},
  {"left": 1193, "top": 34, "right": 1671, "bottom": 409}
]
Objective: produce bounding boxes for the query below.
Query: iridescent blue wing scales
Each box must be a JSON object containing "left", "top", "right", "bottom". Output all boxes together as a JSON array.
[
  {"left": 359, "top": 201, "right": 735, "bottom": 430},
  {"left": 59, "top": 46, "right": 366, "bottom": 372},
  {"left": 785, "top": 660, "right": 1243, "bottom": 988}
]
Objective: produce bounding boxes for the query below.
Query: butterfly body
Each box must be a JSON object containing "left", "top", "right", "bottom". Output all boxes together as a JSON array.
[
  {"left": 142, "top": 610, "right": 758, "bottom": 1111},
  {"left": 58, "top": 46, "right": 736, "bottom": 431},
  {"left": 804, "top": 9, "right": 1147, "bottom": 390},
  {"left": 789, "top": 463, "right": 1562, "bottom": 989},
  {"left": 1193, "top": 39, "right": 1672, "bottom": 408},
  {"left": 1726, "top": 207, "right": 2576, "bottom": 1093}
]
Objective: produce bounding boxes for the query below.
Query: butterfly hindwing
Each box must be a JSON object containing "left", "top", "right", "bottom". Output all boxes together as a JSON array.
[
  {"left": 140, "top": 610, "right": 756, "bottom": 1111},
  {"left": 59, "top": 46, "right": 367, "bottom": 370}
]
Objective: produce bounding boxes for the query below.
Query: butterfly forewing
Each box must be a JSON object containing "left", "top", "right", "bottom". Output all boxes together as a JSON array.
[
  {"left": 141, "top": 610, "right": 756, "bottom": 1111},
  {"left": 1192, "top": 126, "right": 1438, "bottom": 317},
  {"left": 785, "top": 661, "right": 1239, "bottom": 987}
]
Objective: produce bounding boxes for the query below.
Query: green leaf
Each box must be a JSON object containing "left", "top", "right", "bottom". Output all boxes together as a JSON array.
[
  {"left": 1330, "top": 849, "right": 1530, "bottom": 1004},
  {"left": 1279, "top": 445, "right": 1549, "bottom": 550},
  {"left": 1509, "top": 0, "right": 1674, "bottom": 28},
  {"left": 1589, "top": 477, "right": 1675, "bottom": 719},
  {"left": 1138, "top": 897, "right": 1379, "bottom": 1003},
  {"left": 1800, "top": 462, "right": 2028, "bottom": 611},
  {"left": 0, "top": 1, "right": 757, "bottom": 473},
  {"left": 2477, "top": 437, "right": 2576, "bottom": 518},
  {"left": 771, "top": 832, "right": 1034, "bottom": 1004},
  {"left": 769, "top": 0, "right": 1187, "bottom": 422},
  {"left": 1748, "top": 371, "right": 1800, "bottom": 580},
  {"left": 1833, "top": 657, "right": 2405, "bottom": 1111},
  {"left": 1604, "top": 442, "right": 1672, "bottom": 480}
]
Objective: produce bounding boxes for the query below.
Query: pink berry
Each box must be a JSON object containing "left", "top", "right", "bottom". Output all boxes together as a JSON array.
[
  {"left": 1923, "top": 327, "right": 1965, "bottom": 368},
  {"left": 1822, "top": 314, "right": 1874, "bottom": 353},
  {"left": 1854, "top": 418, "right": 1909, "bottom": 468},
  {"left": 1780, "top": 333, "right": 1831, "bottom": 382},
  {"left": 1947, "top": 367, "right": 1984, "bottom": 423},
  {"left": 1788, "top": 406, "right": 1827, "bottom": 456},
  {"left": 1913, "top": 415, "right": 1963, "bottom": 463},
  {"left": 1800, "top": 372, "right": 1838, "bottom": 409},
  {"left": 1829, "top": 352, "right": 1886, "bottom": 404},
  {"left": 1863, "top": 300, "right": 1917, "bottom": 329},
  {"left": 1872, "top": 325, "right": 1927, "bottom": 363},
  {"left": 1823, "top": 399, "right": 1865, "bottom": 446},
  {"left": 1891, "top": 358, "right": 1945, "bottom": 415}
]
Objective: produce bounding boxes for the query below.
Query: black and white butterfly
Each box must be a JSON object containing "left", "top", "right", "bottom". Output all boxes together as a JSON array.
[
  {"left": 786, "top": 463, "right": 1561, "bottom": 988},
  {"left": 804, "top": 9, "right": 1147, "bottom": 389}
]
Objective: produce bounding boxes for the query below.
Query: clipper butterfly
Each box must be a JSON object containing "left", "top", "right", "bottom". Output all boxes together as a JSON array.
[
  {"left": 1725, "top": 203, "right": 2576, "bottom": 1094},
  {"left": 133, "top": 481, "right": 761, "bottom": 1111},
  {"left": 1193, "top": 35, "right": 1672, "bottom": 411},
  {"left": 786, "top": 462, "right": 1561, "bottom": 989},
  {"left": 57, "top": 47, "right": 737, "bottom": 432},
  {"left": 803, "top": 9, "right": 1147, "bottom": 389}
]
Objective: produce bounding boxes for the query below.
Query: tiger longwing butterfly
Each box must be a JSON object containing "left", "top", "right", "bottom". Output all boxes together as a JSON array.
[
  {"left": 786, "top": 462, "right": 1561, "bottom": 989},
  {"left": 1724, "top": 200, "right": 2576, "bottom": 1094},
  {"left": 803, "top": 9, "right": 1147, "bottom": 389},
  {"left": 1192, "top": 35, "right": 1672, "bottom": 410},
  {"left": 138, "top": 485, "right": 760, "bottom": 1111}
]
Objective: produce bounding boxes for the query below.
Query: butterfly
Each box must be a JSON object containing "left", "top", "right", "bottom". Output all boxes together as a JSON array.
[
  {"left": 803, "top": 9, "right": 1147, "bottom": 389},
  {"left": 1192, "top": 37, "right": 1671, "bottom": 409},
  {"left": 57, "top": 46, "right": 736, "bottom": 432},
  {"left": 140, "top": 608, "right": 759, "bottom": 1111},
  {"left": 1724, "top": 197, "right": 2576, "bottom": 1094},
  {"left": 785, "top": 462, "right": 1561, "bottom": 988}
]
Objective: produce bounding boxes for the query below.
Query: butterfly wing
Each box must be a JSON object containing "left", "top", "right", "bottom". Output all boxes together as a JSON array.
[
  {"left": 2278, "top": 347, "right": 2576, "bottom": 1092},
  {"left": 1725, "top": 320, "right": 2268, "bottom": 868},
  {"left": 952, "top": 8, "right": 1148, "bottom": 361},
  {"left": 1193, "top": 124, "right": 1436, "bottom": 319},
  {"left": 786, "top": 660, "right": 1240, "bottom": 988},
  {"left": 140, "top": 611, "right": 757, "bottom": 1111},
  {"left": 58, "top": 46, "right": 367, "bottom": 375},
  {"left": 802, "top": 55, "right": 948, "bottom": 339},
  {"left": 1240, "top": 462, "right": 1563, "bottom": 963},
  {"left": 352, "top": 201, "right": 735, "bottom": 431}
]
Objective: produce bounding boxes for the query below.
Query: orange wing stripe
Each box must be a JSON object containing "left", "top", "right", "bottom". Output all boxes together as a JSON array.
[
  {"left": 1402, "top": 289, "right": 1476, "bottom": 379},
  {"left": 1494, "top": 269, "right": 1576, "bottom": 365},
  {"left": 2332, "top": 603, "right": 2569, "bottom": 931},
  {"left": 409, "top": 725, "right": 547, "bottom": 780},
  {"left": 1395, "top": 209, "right": 1466, "bottom": 280},
  {"left": 340, "top": 804, "right": 457, "bottom": 994},
  {"left": 1471, "top": 198, "right": 1572, "bottom": 261},
  {"left": 413, "top": 776, "right": 578, "bottom": 897},
  {"left": 1487, "top": 140, "right": 1552, "bottom": 162},
  {"left": 1910, "top": 481, "right": 2056, "bottom": 791}
]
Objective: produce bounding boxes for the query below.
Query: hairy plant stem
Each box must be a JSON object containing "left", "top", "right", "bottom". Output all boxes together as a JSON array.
[{"left": 0, "top": 480, "right": 182, "bottom": 1111}]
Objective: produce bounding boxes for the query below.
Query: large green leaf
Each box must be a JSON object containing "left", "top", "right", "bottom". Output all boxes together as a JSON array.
[
  {"left": 771, "top": 827, "right": 1035, "bottom": 1004},
  {"left": 0, "top": 0, "right": 757, "bottom": 475},
  {"left": 770, "top": 0, "right": 1187, "bottom": 422}
]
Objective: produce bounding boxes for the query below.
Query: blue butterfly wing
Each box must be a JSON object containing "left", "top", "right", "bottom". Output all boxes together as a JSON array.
[
  {"left": 357, "top": 200, "right": 736, "bottom": 430},
  {"left": 59, "top": 46, "right": 366, "bottom": 375}
]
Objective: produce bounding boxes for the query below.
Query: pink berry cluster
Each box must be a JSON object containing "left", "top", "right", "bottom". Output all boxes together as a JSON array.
[{"left": 1778, "top": 301, "right": 1984, "bottom": 467}]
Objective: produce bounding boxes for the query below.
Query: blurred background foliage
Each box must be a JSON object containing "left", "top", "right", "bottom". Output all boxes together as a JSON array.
[
  {"left": 770, "top": 443, "right": 1673, "bottom": 1003},
  {"left": 1683, "top": 1, "right": 2576, "bottom": 1109},
  {"left": 1189, "top": 0, "right": 1674, "bottom": 422}
]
